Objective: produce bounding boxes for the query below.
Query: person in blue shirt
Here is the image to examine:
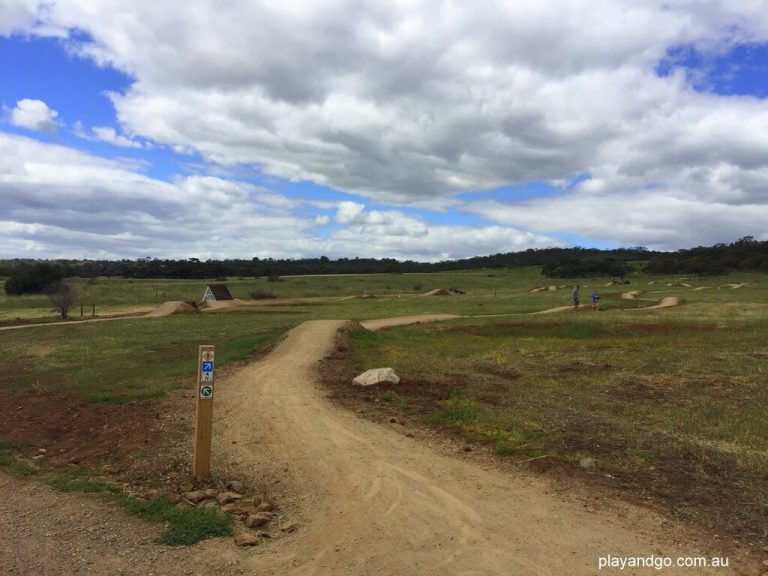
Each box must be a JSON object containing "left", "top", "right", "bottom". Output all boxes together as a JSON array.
[
  {"left": 572, "top": 285, "right": 580, "bottom": 310},
  {"left": 592, "top": 289, "right": 600, "bottom": 310}
]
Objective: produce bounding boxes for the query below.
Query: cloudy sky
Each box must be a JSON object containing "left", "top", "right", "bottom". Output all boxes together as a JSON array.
[{"left": 2, "top": 1, "right": 767, "bottom": 261}]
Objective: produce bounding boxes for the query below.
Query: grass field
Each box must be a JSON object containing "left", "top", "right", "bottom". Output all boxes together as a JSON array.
[{"left": 1, "top": 267, "right": 766, "bottom": 545}]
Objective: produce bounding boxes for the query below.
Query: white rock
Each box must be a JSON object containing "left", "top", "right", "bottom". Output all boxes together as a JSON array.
[{"left": 352, "top": 368, "right": 401, "bottom": 386}]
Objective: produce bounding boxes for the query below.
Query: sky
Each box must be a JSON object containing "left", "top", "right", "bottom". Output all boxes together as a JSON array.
[{"left": 1, "top": 1, "right": 767, "bottom": 261}]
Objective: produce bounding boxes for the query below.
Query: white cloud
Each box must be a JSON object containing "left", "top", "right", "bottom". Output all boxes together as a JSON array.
[
  {"left": 336, "top": 201, "right": 366, "bottom": 224},
  {"left": 0, "top": 132, "right": 555, "bottom": 260},
  {"left": 9, "top": 98, "right": 59, "bottom": 132},
  {"left": 323, "top": 205, "right": 560, "bottom": 261},
  {"left": 73, "top": 122, "right": 145, "bottom": 149},
  {"left": 4, "top": 1, "right": 768, "bottom": 250},
  {"left": 0, "top": 0, "right": 42, "bottom": 35}
]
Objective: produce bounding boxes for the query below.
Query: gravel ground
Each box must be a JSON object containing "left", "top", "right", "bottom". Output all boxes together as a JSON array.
[{"left": 0, "top": 472, "right": 245, "bottom": 576}]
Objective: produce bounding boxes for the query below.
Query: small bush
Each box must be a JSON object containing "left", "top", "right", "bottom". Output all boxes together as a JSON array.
[
  {"left": 250, "top": 290, "right": 277, "bottom": 300},
  {"left": 380, "top": 390, "right": 411, "bottom": 413},
  {"left": 430, "top": 391, "right": 489, "bottom": 425}
]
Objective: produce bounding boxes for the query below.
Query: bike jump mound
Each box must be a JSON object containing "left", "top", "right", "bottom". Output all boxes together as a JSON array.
[
  {"left": 639, "top": 297, "right": 682, "bottom": 310},
  {"left": 422, "top": 289, "right": 450, "bottom": 296},
  {"left": 145, "top": 301, "right": 199, "bottom": 317}
]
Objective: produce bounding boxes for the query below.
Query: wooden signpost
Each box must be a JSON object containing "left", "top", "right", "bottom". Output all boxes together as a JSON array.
[{"left": 194, "top": 345, "right": 215, "bottom": 479}]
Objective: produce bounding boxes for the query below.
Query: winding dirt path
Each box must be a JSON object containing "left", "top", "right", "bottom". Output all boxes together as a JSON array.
[
  {"left": 360, "top": 313, "right": 460, "bottom": 331},
  {"left": 213, "top": 319, "right": 731, "bottom": 575}
]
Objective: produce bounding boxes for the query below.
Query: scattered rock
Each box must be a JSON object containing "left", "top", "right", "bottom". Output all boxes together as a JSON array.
[
  {"left": 37, "top": 448, "right": 48, "bottom": 455},
  {"left": 217, "top": 491, "right": 243, "bottom": 505},
  {"left": 179, "top": 482, "right": 194, "bottom": 493},
  {"left": 234, "top": 532, "right": 260, "bottom": 547},
  {"left": 463, "top": 446, "right": 473, "bottom": 452},
  {"left": 353, "top": 368, "right": 401, "bottom": 386},
  {"left": 280, "top": 522, "right": 298, "bottom": 534},
  {"left": 165, "top": 494, "right": 182, "bottom": 504},
  {"left": 201, "top": 500, "right": 218, "bottom": 509},
  {"left": 143, "top": 489, "right": 160, "bottom": 500},
  {"left": 405, "top": 433, "right": 414, "bottom": 438},
  {"left": 245, "top": 512, "right": 273, "bottom": 528},
  {"left": 389, "top": 418, "right": 397, "bottom": 423},
  {"left": 181, "top": 490, "right": 210, "bottom": 503},
  {"left": 256, "top": 501, "right": 276, "bottom": 512},
  {"left": 69, "top": 456, "right": 81, "bottom": 465},
  {"left": 31, "top": 455, "right": 45, "bottom": 461},
  {"left": 227, "top": 480, "right": 245, "bottom": 493},
  {"left": 579, "top": 457, "right": 596, "bottom": 469},
  {"left": 102, "top": 464, "right": 119, "bottom": 474}
]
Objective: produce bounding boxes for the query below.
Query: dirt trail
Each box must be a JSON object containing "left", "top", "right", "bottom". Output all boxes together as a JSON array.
[
  {"left": 622, "top": 291, "right": 640, "bottom": 300},
  {"left": 530, "top": 305, "right": 574, "bottom": 314},
  {"left": 214, "top": 320, "right": 730, "bottom": 576},
  {"left": 360, "top": 314, "right": 460, "bottom": 331},
  {"left": 633, "top": 297, "right": 682, "bottom": 310}
]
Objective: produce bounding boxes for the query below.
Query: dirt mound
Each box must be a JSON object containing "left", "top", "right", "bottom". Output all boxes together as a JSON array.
[
  {"left": 621, "top": 291, "right": 640, "bottom": 300},
  {"left": 144, "top": 301, "right": 198, "bottom": 317},
  {"left": 529, "top": 287, "right": 546, "bottom": 293},
  {"left": 422, "top": 289, "right": 450, "bottom": 296},
  {"left": 726, "top": 283, "right": 745, "bottom": 289},
  {"left": 693, "top": 286, "right": 710, "bottom": 291},
  {"left": 198, "top": 299, "right": 252, "bottom": 310},
  {"left": 641, "top": 297, "right": 682, "bottom": 309},
  {"left": 360, "top": 314, "right": 460, "bottom": 331}
]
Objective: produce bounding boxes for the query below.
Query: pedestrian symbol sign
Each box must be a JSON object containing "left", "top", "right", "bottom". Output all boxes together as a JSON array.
[
  {"left": 200, "top": 385, "right": 213, "bottom": 399},
  {"left": 201, "top": 371, "right": 213, "bottom": 382}
]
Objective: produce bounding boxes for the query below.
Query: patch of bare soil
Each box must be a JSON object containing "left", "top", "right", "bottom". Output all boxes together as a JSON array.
[
  {"left": 0, "top": 390, "right": 185, "bottom": 471},
  {"left": 531, "top": 305, "right": 574, "bottom": 314}
]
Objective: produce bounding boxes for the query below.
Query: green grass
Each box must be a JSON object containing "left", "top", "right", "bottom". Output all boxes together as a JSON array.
[
  {"left": 0, "top": 312, "right": 302, "bottom": 402},
  {"left": 379, "top": 390, "right": 412, "bottom": 413}
]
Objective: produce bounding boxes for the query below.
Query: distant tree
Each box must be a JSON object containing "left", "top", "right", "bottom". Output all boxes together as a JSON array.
[
  {"left": 48, "top": 282, "right": 77, "bottom": 319},
  {"left": 4, "top": 263, "right": 64, "bottom": 295}
]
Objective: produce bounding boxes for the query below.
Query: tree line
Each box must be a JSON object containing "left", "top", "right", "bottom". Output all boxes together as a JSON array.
[{"left": 2, "top": 238, "right": 766, "bottom": 295}]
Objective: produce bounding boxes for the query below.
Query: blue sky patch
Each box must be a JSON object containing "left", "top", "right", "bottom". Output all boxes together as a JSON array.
[{"left": 657, "top": 42, "right": 768, "bottom": 98}]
